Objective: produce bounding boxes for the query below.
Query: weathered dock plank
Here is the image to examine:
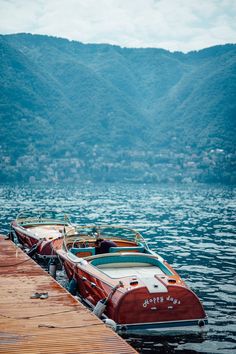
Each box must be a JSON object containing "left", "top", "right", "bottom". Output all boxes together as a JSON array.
[{"left": 0, "top": 236, "right": 137, "bottom": 353}]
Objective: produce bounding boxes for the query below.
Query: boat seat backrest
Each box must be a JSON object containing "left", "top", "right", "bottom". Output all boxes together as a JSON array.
[
  {"left": 70, "top": 247, "right": 95, "bottom": 257},
  {"left": 109, "top": 246, "right": 145, "bottom": 253}
]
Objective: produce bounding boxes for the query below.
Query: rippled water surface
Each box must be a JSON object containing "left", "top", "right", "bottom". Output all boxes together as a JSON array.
[{"left": 0, "top": 183, "right": 235, "bottom": 353}]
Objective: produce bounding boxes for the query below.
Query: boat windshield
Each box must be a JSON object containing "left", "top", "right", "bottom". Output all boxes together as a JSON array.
[
  {"left": 67, "top": 225, "right": 143, "bottom": 243},
  {"left": 16, "top": 210, "right": 69, "bottom": 226}
]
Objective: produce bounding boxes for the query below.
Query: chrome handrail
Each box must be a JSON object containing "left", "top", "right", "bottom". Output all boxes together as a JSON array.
[
  {"left": 62, "top": 224, "right": 145, "bottom": 249},
  {"left": 16, "top": 210, "right": 72, "bottom": 227}
]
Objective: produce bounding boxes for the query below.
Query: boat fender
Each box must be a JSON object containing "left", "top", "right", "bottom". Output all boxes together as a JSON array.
[
  {"left": 103, "top": 319, "right": 117, "bottom": 332},
  {"left": 93, "top": 281, "right": 123, "bottom": 318},
  {"left": 93, "top": 299, "right": 107, "bottom": 318},
  {"left": 68, "top": 278, "right": 78, "bottom": 296},
  {"left": 48, "top": 258, "right": 57, "bottom": 279}
]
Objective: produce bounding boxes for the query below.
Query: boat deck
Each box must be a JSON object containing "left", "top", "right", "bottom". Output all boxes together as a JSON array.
[
  {"left": 24, "top": 224, "right": 74, "bottom": 239},
  {"left": 98, "top": 264, "right": 165, "bottom": 278},
  {"left": 0, "top": 235, "right": 137, "bottom": 354}
]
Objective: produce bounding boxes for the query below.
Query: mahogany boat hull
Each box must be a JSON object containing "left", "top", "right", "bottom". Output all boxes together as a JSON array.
[{"left": 56, "top": 244, "right": 208, "bottom": 335}]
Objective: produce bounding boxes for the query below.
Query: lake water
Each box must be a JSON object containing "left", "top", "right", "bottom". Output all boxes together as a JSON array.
[{"left": 0, "top": 183, "right": 235, "bottom": 354}]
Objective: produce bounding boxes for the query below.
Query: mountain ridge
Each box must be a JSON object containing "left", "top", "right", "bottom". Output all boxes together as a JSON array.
[{"left": 0, "top": 33, "right": 235, "bottom": 183}]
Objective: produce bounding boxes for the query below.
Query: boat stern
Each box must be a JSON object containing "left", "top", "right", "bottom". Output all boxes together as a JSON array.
[{"left": 114, "top": 284, "right": 207, "bottom": 335}]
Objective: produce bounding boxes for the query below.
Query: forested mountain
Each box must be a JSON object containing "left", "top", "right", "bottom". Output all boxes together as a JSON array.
[{"left": 0, "top": 33, "right": 235, "bottom": 184}]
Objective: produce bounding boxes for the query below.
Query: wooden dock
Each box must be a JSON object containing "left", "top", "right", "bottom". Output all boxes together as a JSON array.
[{"left": 0, "top": 236, "right": 137, "bottom": 354}]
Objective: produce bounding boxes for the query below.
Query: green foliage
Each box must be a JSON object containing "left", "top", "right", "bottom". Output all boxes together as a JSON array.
[{"left": 0, "top": 33, "right": 235, "bottom": 184}]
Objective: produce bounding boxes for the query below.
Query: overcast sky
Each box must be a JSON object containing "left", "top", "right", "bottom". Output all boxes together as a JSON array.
[{"left": 0, "top": 0, "right": 235, "bottom": 52}]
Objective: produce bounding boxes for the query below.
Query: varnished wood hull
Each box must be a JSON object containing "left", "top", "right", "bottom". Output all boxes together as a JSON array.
[{"left": 55, "top": 240, "right": 208, "bottom": 334}]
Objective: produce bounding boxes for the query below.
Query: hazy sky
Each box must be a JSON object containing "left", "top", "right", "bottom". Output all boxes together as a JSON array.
[{"left": 0, "top": 0, "right": 235, "bottom": 52}]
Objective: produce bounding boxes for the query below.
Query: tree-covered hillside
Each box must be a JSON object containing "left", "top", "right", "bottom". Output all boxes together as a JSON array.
[{"left": 0, "top": 33, "right": 235, "bottom": 183}]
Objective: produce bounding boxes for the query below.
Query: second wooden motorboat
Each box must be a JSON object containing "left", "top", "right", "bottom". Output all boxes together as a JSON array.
[{"left": 11, "top": 210, "right": 75, "bottom": 259}]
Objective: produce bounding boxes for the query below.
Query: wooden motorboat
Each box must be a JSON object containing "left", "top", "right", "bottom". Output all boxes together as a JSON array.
[
  {"left": 11, "top": 211, "right": 75, "bottom": 259},
  {"left": 52, "top": 225, "right": 208, "bottom": 335}
]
